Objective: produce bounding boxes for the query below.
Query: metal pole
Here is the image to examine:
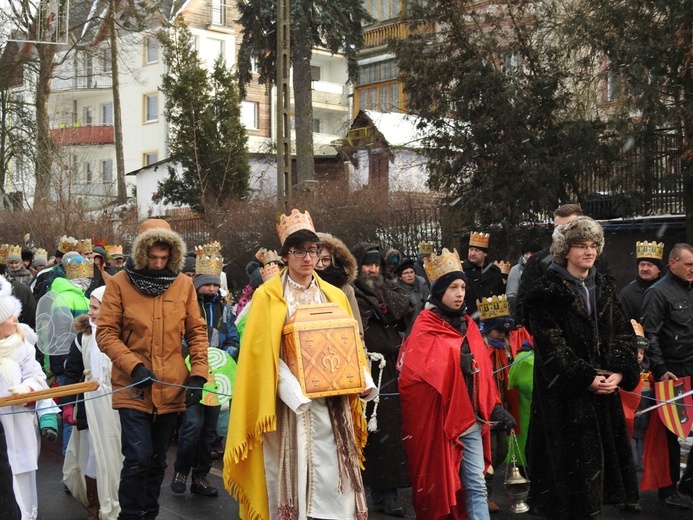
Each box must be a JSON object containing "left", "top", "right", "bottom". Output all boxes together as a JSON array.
[{"left": 276, "top": 0, "right": 292, "bottom": 211}]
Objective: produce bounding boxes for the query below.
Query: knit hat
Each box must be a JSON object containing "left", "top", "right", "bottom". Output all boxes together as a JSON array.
[
  {"left": 21, "top": 248, "right": 34, "bottom": 263},
  {"left": 182, "top": 252, "right": 196, "bottom": 274},
  {"left": 395, "top": 258, "right": 416, "bottom": 276},
  {"left": 522, "top": 241, "right": 541, "bottom": 255},
  {"left": 550, "top": 216, "right": 604, "bottom": 266},
  {"left": 90, "top": 285, "right": 107, "bottom": 303},
  {"left": 194, "top": 273, "right": 221, "bottom": 291},
  {"left": 33, "top": 248, "right": 48, "bottom": 268},
  {"left": 0, "top": 276, "right": 21, "bottom": 324}
]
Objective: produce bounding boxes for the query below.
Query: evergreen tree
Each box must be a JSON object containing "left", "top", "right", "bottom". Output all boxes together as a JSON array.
[
  {"left": 157, "top": 17, "right": 250, "bottom": 216},
  {"left": 393, "top": 0, "right": 614, "bottom": 233},
  {"left": 564, "top": 1, "right": 693, "bottom": 241},
  {"left": 236, "top": 0, "right": 372, "bottom": 186}
]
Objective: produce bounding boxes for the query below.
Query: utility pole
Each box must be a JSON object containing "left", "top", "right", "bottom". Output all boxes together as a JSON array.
[
  {"left": 276, "top": 0, "right": 292, "bottom": 211},
  {"left": 109, "top": 0, "right": 127, "bottom": 203}
]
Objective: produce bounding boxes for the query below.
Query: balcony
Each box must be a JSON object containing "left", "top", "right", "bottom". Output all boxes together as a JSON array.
[
  {"left": 363, "top": 21, "right": 435, "bottom": 49},
  {"left": 50, "top": 125, "right": 115, "bottom": 146},
  {"left": 311, "top": 80, "right": 347, "bottom": 109},
  {"left": 52, "top": 73, "right": 112, "bottom": 91}
]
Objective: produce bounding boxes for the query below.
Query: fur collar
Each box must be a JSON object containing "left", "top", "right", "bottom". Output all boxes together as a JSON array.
[
  {"left": 316, "top": 232, "right": 358, "bottom": 283},
  {"left": 131, "top": 227, "right": 186, "bottom": 272}
]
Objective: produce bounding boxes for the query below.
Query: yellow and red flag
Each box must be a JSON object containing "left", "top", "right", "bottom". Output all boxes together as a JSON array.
[{"left": 654, "top": 377, "right": 692, "bottom": 439}]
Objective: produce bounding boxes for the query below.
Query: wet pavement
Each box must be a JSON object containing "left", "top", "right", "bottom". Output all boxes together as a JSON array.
[{"left": 36, "top": 435, "right": 692, "bottom": 519}]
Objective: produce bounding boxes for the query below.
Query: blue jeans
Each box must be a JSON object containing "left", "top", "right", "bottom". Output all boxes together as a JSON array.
[
  {"left": 118, "top": 409, "right": 177, "bottom": 520},
  {"left": 173, "top": 403, "right": 220, "bottom": 478},
  {"left": 459, "top": 427, "right": 490, "bottom": 520}
]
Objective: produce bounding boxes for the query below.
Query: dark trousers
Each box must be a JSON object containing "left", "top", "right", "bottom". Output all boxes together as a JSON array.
[
  {"left": 173, "top": 403, "right": 220, "bottom": 478},
  {"left": 118, "top": 409, "right": 177, "bottom": 520},
  {"left": 0, "top": 423, "right": 20, "bottom": 520}
]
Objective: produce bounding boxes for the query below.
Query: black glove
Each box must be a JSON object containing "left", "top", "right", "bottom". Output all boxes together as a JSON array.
[
  {"left": 41, "top": 427, "right": 58, "bottom": 443},
  {"left": 185, "top": 376, "right": 206, "bottom": 407},
  {"left": 131, "top": 363, "right": 155, "bottom": 389},
  {"left": 490, "top": 404, "right": 517, "bottom": 431}
]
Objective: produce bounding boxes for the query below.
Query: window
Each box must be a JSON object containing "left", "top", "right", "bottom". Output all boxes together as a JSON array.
[
  {"left": 101, "top": 159, "right": 113, "bottom": 183},
  {"left": 250, "top": 58, "right": 260, "bottom": 74},
  {"left": 144, "top": 93, "right": 158, "bottom": 123},
  {"left": 311, "top": 66, "right": 321, "bottom": 82},
  {"left": 209, "top": 38, "right": 225, "bottom": 61},
  {"left": 240, "top": 101, "right": 259, "bottom": 130},
  {"left": 101, "top": 47, "right": 112, "bottom": 73},
  {"left": 358, "top": 83, "right": 400, "bottom": 112},
  {"left": 312, "top": 119, "right": 321, "bottom": 133},
  {"left": 84, "top": 162, "right": 93, "bottom": 183},
  {"left": 365, "top": 0, "right": 401, "bottom": 22},
  {"left": 211, "top": 0, "right": 226, "bottom": 25},
  {"left": 101, "top": 103, "right": 113, "bottom": 125},
  {"left": 358, "top": 59, "right": 399, "bottom": 85},
  {"left": 502, "top": 51, "right": 521, "bottom": 74},
  {"left": 83, "top": 106, "right": 93, "bottom": 125},
  {"left": 145, "top": 36, "right": 159, "bottom": 64},
  {"left": 143, "top": 151, "right": 158, "bottom": 166}
]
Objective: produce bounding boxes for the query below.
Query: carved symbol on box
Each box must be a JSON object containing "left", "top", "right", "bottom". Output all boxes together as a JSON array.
[
  {"left": 311, "top": 377, "right": 320, "bottom": 387},
  {"left": 306, "top": 335, "right": 314, "bottom": 347},
  {"left": 346, "top": 373, "right": 354, "bottom": 383},
  {"left": 322, "top": 355, "right": 341, "bottom": 373},
  {"left": 341, "top": 334, "right": 349, "bottom": 344}
]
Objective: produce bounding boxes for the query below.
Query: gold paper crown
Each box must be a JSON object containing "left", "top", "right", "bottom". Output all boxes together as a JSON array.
[
  {"left": 636, "top": 241, "right": 664, "bottom": 260},
  {"left": 76, "top": 239, "right": 93, "bottom": 254},
  {"left": 277, "top": 209, "right": 315, "bottom": 245},
  {"left": 469, "top": 231, "right": 490, "bottom": 249},
  {"left": 7, "top": 244, "right": 22, "bottom": 260},
  {"left": 418, "top": 241, "right": 435, "bottom": 254},
  {"left": 106, "top": 245, "right": 124, "bottom": 257},
  {"left": 477, "top": 295, "right": 510, "bottom": 321},
  {"left": 0, "top": 244, "right": 9, "bottom": 264},
  {"left": 65, "top": 256, "right": 94, "bottom": 279},
  {"left": 260, "top": 262, "right": 281, "bottom": 281},
  {"left": 494, "top": 260, "right": 511, "bottom": 275},
  {"left": 195, "top": 241, "right": 223, "bottom": 276},
  {"left": 630, "top": 319, "right": 645, "bottom": 337},
  {"left": 59, "top": 235, "right": 79, "bottom": 253},
  {"left": 261, "top": 249, "right": 281, "bottom": 265},
  {"left": 423, "top": 248, "right": 463, "bottom": 285},
  {"left": 34, "top": 248, "right": 48, "bottom": 259}
]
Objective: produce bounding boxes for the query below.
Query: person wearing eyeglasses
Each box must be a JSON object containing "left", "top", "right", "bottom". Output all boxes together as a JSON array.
[
  {"left": 223, "top": 210, "right": 377, "bottom": 520},
  {"left": 524, "top": 216, "right": 640, "bottom": 518}
]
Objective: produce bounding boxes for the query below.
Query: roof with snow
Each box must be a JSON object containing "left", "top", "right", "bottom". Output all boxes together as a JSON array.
[{"left": 358, "top": 110, "right": 430, "bottom": 149}]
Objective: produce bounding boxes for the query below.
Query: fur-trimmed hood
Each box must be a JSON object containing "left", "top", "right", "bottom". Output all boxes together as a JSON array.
[
  {"left": 73, "top": 313, "right": 91, "bottom": 335},
  {"left": 550, "top": 216, "right": 604, "bottom": 266},
  {"left": 131, "top": 227, "right": 186, "bottom": 272},
  {"left": 317, "top": 233, "right": 358, "bottom": 284}
]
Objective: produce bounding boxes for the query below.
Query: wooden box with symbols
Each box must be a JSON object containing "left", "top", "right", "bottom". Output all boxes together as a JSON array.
[{"left": 282, "top": 303, "right": 367, "bottom": 398}]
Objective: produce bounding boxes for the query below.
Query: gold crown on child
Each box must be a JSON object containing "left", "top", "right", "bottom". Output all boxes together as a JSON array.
[
  {"left": 631, "top": 319, "right": 645, "bottom": 338},
  {"left": 477, "top": 295, "right": 510, "bottom": 321},
  {"left": 636, "top": 241, "right": 664, "bottom": 260},
  {"left": 195, "top": 241, "right": 223, "bottom": 276},
  {"left": 277, "top": 209, "right": 315, "bottom": 245},
  {"left": 8, "top": 244, "right": 22, "bottom": 260},
  {"left": 76, "top": 239, "right": 92, "bottom": 254},
  {"left": 34, "top": 248, "right": 48, "bottom": 259},
  {"left": 469, "top": 231, "right": 490, "bottom": 249},
  {"left": 65, "top": 256, "right": 94, "bottom": 279},
  {"left": 261, "top": 249, "right": 281, "bottom": 265},
  {"left": 423, "top": 248, "right": 463, "bottom": 285},
  {"left": 260, "top": 262, "right": 281, "bottom": 281},
  {"left": 58, "top": 235, "right": 79, "bottom": 253},
  {"left": 0, "top": 244, "right": 9, "bottom": 263},
  {"left": 418, "top": 241, "right": 435, "bottom": 254}
]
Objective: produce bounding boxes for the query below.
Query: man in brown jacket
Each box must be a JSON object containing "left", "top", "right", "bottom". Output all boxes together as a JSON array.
[{"left": 97, "top": 219, "right": 209, "bottom": 520}]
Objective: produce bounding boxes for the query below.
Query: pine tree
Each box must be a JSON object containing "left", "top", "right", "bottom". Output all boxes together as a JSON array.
[
  {"left": 393, "top": 0, "right": 614, "bottom": 233},
  {"left": 157, "top": 17, "right": 250, "bottom": 216}
]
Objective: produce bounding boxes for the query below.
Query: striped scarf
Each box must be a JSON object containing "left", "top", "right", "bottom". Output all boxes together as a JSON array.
[{"left": 124, "top": 257, "right": 177, "bottom": 296}]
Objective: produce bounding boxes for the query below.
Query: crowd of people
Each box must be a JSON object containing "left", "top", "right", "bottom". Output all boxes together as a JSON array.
[{"left": 0, "top": 203, "right": 691, "bottom": 520}]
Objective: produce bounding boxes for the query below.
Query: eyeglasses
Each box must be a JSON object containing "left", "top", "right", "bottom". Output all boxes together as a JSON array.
[
  {"left": 570, "top": 244, "right": 598, "bottom": 251},
  {"left": 288, "top": 247, "right": 321, "bottom": 258},
  {"left": 316, "top": 256, "right": 332, "bottom": 266}
]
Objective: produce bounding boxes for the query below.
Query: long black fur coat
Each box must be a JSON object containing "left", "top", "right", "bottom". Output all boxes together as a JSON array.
[{"left": 524, "top": 269, "right": 640, "bottom": 519}]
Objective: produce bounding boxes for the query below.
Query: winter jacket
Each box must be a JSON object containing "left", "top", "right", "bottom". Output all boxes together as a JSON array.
[
  {"left": 197, "top": 292, "right": 239, "bottom": 358},
  {"left": 462, "top": 258, "right": 505, "bottom": 317},
  {"left": 45, "top": 276, "right": 89, "bottom": 376},
  {"left": 641, "top": 271, "right": 693, "bottom": 379},
  {"left": 506, "top": 255, "right": 526, "bottom": 318},
  {"left": 618, "top": 275, "right": 659, "bottom": 322},
  {"left": 63, "top": 315, "right": 92, "bottom": 430},
  {"left": 97, "top": 226, "right": 209, "bottom": 415}
]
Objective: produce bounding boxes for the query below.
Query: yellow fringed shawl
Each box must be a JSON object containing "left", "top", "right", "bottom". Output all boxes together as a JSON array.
[{"left": 222, "top": 269, "right": 368, "bottom": 520}]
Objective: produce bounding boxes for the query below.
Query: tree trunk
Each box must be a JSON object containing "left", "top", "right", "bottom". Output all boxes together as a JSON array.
[
  {"left": 292, "top": 6, "right": 315, "bottom": 189},
  {"left": 110, "top": 0, "right": 127, "bottom": 204},
  {"left": 33, "top": 46, "right": 56, "bottom": 208}
]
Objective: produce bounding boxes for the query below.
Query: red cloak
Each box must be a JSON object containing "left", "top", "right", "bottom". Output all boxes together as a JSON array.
[{"left": 399, "top": 310, "right": 500, "bottom": 520}]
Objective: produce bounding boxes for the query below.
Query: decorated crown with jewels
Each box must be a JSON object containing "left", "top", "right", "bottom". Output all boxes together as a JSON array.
[
  {"left": 423, "top": 248, "right": 463, "bottom": 285},
  {"left": 260, "top": 262, "right": 281, "bottom": 281},
  {"left": 0, "top": 244, "right": 9, "bottom": 264},
  {"left": 65, "top": 256, "right": 94, "bottom": 279},
  {"left": 418, "top": 241, "right": 435, "bottom": 254},
  {"left": 261, "top": 249, "right": 281, "bottom": 265},
  {"left": 494, "top": 260, "right": 511, "bottom": 275},
  {"left": 34, "top": 248, "right": 48, "bottom": 260},
  {"left": 195, "top": 241, "right": 223, "bottom": 276},
  {"left": 469, "top": 231, "right": 490, "bottom": 249},
  {"left": 8, "top": 244, "right": 22, "bottom": 260},
  {"left": 76, "top": 239, "right": 93, "bottom": 254},
  {"left": 477, "top": 294, "right": 510, "bottom": 321},
  {"left": 58, "top": 235, "right": 79, "bottom": 253},
  {"left": 276, "top": 209, "right": 315, "bottom": 245},
  {"left": 106, "top": 245, "right": 124, "bottom": 257},
  {"left": 636, "top": 241, "right": 664, "bottom": 260}
]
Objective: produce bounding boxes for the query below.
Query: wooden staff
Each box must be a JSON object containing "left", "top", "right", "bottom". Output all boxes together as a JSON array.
[{"left": 0, "top": 380, "right": 100, "bottom": 408}]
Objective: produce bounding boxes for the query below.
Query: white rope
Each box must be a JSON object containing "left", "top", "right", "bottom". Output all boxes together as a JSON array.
[{"left": 366, "top": 352, "right": 386, "bottom": 432}]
